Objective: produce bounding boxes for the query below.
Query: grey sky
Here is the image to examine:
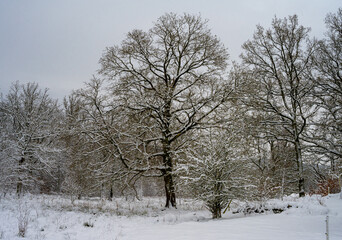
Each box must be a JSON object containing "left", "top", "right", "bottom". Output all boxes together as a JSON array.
[{"left": 0, "top": 0, "right": 340, "bottom": 100}]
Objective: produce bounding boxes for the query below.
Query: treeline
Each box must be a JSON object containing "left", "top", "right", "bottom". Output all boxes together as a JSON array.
[{"left": 0, "top": 9, "right": 341, "bottom": 218}]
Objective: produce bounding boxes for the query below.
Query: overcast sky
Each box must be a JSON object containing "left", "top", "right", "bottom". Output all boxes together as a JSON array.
[{"left": 0, "top": 0, "right": 340, "bottom": 100}]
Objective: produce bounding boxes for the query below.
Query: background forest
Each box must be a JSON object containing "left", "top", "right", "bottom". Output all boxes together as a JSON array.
[{"left": 0, "top": 9, "right": 341, "bottom": 219}]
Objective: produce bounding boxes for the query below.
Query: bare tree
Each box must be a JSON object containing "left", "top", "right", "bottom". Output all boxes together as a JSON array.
[
  {"left": 241, "top": 15, "right": 317, "bottom": 197},
  {"left": 97, "top": 13, "right": 230, "bottom": 207},
  {"left": 60, "top": 83, "right": 117, "bottom": 199},
  {"left": 309, "top": 9, "right": 342, "bottom": 172},
  {"left": 61, "top": 93, "right": 93, "bottom": 199},
  {"left": 0, "top": 82, "right": 61, "bottom": 195}
]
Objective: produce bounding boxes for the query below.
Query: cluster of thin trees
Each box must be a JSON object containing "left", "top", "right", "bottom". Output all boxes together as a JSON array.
[{"left": 0, "top": 9, "right": 341, "bottom": 218}]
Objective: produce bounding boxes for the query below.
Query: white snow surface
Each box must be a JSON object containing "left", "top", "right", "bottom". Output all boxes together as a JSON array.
[{"left": 0, "top": 193, "right": 341, "bottom": 240}]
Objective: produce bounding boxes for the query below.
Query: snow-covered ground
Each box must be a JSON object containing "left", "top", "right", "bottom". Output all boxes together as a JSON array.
[{"left": 0, "top": 193, "right": 341, "bottom": 240}]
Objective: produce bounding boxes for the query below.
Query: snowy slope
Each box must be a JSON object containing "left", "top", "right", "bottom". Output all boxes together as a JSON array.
[{"left": 0, "top": 194, "right": 341, "bottom": 240}]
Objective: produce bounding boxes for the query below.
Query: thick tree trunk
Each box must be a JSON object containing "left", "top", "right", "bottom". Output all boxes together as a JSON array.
[
  {"left": 161, "top": 98, "right": 177, "bottom": 208},
  {"left": 164, "top": 173, "right": 176, "bottom": 208},
  {"left": 162, "top": 142, "right": 176, "bottom": 208},
  {"left": 161, "top": 150, "right": 177, "bottom": 208}
]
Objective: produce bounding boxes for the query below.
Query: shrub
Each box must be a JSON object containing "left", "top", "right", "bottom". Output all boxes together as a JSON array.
[
  {"left": 17, "top": 203, "right": 30, "bottom": 237},
  {"left": 315, "top": 178, "right": 340, "bottom": 196},
  {"left": 83, "top": 221, "right": 94, "bottom": 228}
]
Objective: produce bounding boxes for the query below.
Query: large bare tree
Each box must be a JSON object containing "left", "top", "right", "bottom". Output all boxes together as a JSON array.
[
  {"left": 241, "top": 15, "right": 317, "bottom": 197},
  {"left": 97, "top": 13, "right": 230, "bottom": 207}
]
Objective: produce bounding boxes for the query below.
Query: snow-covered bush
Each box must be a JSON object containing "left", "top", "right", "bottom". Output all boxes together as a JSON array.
[{"left": 180, "top": 128, "right": 249, "bottom": 218}]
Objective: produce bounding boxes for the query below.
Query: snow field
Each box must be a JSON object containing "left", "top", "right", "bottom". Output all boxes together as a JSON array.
[{"left": 0, "top": 193, "right": 341, "bottom": 240}]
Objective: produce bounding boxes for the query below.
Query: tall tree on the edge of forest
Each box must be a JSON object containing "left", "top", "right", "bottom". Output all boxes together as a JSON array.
[
  {"left": 309, "top": 9, "right": 342, "bottom": 173},
  {"left": 241, "top": 15, "right": 318, "bottom": 197}
]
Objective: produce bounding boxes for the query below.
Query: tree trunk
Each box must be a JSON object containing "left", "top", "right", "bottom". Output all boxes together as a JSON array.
[
  {"left": 16, "top": 180, "right": 23, "bottom": 197},
  {"left": 161, "top": 103, "right": 177, "bottom": 208},
  {"left": 109, "top": 185, "right": 113, "bottom": 200},
  {"left": 16, "top": 157, "right": 25, "bottom": 197},
  {"left": 163, "top": 172, "right": 176, "bottom": 208},
  {"left": 299, "top": 177, "right": 305, "bottom": 197},
  {"left": 212, "top": 202, "right": 222, "bottom": 219},
  {"left": 294, "top": 139, "right": 305, "bottom": 197}
]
